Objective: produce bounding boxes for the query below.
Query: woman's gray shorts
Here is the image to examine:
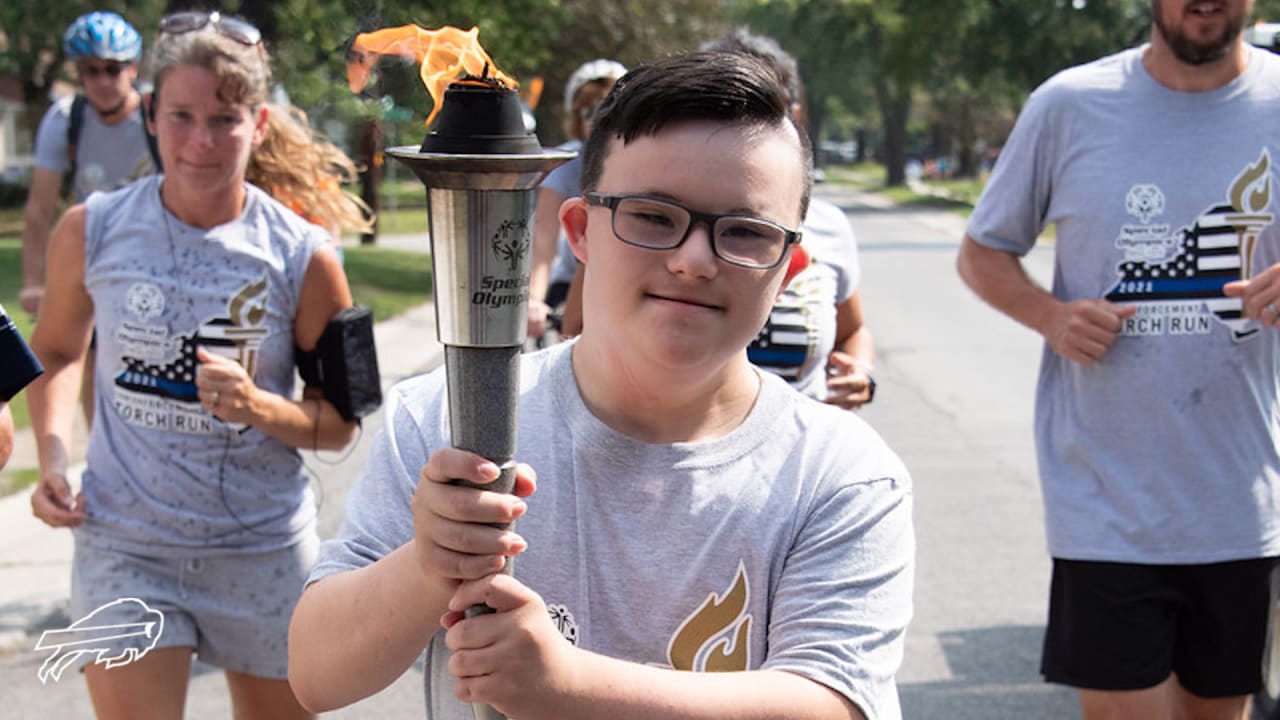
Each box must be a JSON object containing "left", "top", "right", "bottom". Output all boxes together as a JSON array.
[{"left": 69, "top": 533, "right": 318, "bottom": 679}]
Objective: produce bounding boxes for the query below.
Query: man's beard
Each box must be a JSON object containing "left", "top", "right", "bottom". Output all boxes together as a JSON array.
[{"left": 1152, "top": 5, "right": 1247, "bottom": 65}]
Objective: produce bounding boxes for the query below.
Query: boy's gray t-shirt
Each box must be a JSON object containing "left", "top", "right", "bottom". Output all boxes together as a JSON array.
[
  {"left": 310, "top": 341, "right": 914, "bottom": 719},
  {"left": 967, "top": 45, "right": 1280, "bottom": 564}
]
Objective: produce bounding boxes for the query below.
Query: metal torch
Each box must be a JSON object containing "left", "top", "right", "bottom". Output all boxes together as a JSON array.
[{"left": 388, "top": 82, "right": 573, "bottom": 720}]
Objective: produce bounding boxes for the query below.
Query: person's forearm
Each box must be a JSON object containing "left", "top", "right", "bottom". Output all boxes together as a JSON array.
[
  {"left": 22, "top": 169, "right": 65, "bottom": 307},
  {"left": 26, "top": 354, "right": 84, "bottom": 479},
  {"left": 956, "top": 235, "right": 1057, "bottom": 336},
  {"left": 529, "top": 190, "right": 567, "bottom": 304},
  {"left": 244, "top": 391, "right": 356, "bottom": 451},
  {"left": 528, "top": 266, "right": 552, "bottom": 311},
  {"left": 21, "top": 204, "right": 54, "bottom": 291},
  {"left": 839, "top": 326, "right": 874, "bottom": 371},
  {"left": 523, "top": 658, "right": 863, "bottom": 720},
  {"left": 0, "top": 403, "right": 14, "bottom": 471},
  {"left": 289, "top": 542, "right": 450, "bottom": 711}
]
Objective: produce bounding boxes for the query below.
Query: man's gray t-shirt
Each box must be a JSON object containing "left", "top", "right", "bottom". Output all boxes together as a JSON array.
[
  {"left": 311, "top": 341, "right": 914, "bottom": 719},
  {"left": 33, "top": 94, "right": 153, "bottom": 201},
  {"left": 967, "top": 45, "right": 1280, "bottom": 564}
]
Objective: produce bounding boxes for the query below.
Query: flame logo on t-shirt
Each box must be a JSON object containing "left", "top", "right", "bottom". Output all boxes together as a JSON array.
[{"left": 666, "top": 561, "right": 752, "bottom": 672}]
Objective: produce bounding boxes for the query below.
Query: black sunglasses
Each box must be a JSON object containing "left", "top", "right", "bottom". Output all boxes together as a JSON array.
[
  {"left": 158, "top": 11, "right": 262, "bottom": 46},
  {"left": 80, "top": 61, "right": 127, "bottom": 79}
]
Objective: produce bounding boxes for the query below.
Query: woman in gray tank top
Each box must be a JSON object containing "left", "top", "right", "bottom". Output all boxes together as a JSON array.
[{"left": 25, "top": 11, "right": 357, "bottom": 719}]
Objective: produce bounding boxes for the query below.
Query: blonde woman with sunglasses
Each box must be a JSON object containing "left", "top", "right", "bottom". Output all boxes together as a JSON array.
[{"left": 26, "top": 12, "right": 355, "bottom": 719}]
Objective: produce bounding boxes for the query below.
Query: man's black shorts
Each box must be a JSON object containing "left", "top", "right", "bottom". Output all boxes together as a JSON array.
[{"left": 1041, "top": 557, "right": 1279, "bottom": 697}]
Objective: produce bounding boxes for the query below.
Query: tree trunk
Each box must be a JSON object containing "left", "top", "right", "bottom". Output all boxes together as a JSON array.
[
  {"left": 957, "top": 141, "right": 978, "bottom": 178},
  {"left": 875, "top": 78, "right": 911, "bottom": 187},
  {"left": 356, "top": 118, "right": 382, "bottom": 245},
  {"left": 807, "top": 108, "right": 824, "bottom": 168}
]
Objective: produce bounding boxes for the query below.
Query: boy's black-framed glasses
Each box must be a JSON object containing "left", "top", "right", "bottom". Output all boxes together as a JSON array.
[
  {"left": 158, "top": 11, "right": 262, "bottom": 46},
  {"left": 584, "top": 192, "right": 801, "bottom": 269}
]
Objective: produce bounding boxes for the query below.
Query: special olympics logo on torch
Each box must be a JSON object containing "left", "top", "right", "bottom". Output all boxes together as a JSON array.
[{"left": 491, "top": 218, "right": 531, "bottom": 273}]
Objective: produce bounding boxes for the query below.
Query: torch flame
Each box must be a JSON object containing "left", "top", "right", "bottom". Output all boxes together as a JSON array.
[{"left": 347, "top": 25, "right": 517, "bottom": 127}]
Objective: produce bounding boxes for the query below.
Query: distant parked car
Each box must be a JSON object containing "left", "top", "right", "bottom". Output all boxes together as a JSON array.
[
  {"left": 818, "top": 139, "right": 858, "bottom": 164},
  {"left": 1245, "top": 22, "right": 1280, "bottom": 53}
]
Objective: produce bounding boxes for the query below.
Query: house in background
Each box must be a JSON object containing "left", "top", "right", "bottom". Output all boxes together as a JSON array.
[{"left": 0, "top": 73, "right": 28, "bottom": 184}]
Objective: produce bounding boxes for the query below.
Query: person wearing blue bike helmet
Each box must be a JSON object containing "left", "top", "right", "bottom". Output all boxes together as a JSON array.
[
  {"left": 22, "top": 11, "right": 152, "bottom": 317},
  {"left": 22, "top": 11, "right": 155, "bottom": 427}
]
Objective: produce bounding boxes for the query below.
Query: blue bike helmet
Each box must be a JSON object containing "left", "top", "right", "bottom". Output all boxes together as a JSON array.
[{"left": 63, "top": 12, "right": 142, "bottom": 62}]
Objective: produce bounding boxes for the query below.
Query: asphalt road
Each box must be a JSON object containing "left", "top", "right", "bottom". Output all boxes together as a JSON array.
[
  {"left": 0, "top": 185, "right": 1078, "bottom": 718},
  {"left": 844, "top": 189, "right": 1076, "bottom": 718}
]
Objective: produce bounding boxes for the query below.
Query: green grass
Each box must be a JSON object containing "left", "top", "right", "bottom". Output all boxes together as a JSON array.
[
  {"left": 342, "top": 244, "right": 433, "bottom": 322},
  {"left": 823, "top": 162, "right": 884, "bottom": 191},
  {"left": 824, "top": 162, "right": 976, "bottom": 212},
  {"left": 368, "top": 206, "right": 433, "bottom": 236},
  {"left": 379, "top": 177, "right": 431, "bottom": 208},
  {"left": 0, "top": 205, "right": 22, "bottom": 235},
  {"left": 823, "top": 161, "right": 1055, "bottom": 239},
  {"left": 0, "top": 467, "right": 38, "bottom": 497}
]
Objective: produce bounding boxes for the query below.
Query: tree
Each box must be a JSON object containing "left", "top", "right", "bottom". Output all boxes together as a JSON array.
[
  {"left": 926, "top": 1, "right": 1149, "bottom": 178},
  {"left": 0, "top": 1, "right": 165, "bottom": 124},
  {"left": 730, "top": 0, "right": 1154, "bottom": 185},
  {"left": 731, "top": 0, "right": 965, "bottom": 187},
  {"left": 524, "top": 0, "right": 731, "bottom": 146}
]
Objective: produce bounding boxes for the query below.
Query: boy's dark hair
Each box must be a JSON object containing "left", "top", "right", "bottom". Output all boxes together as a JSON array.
[
  {"left": 701, "top": 28, "right": 804, "bottom": 113},
  {"left": 580, "top": 50, "right": 813, "bottom": 219}
]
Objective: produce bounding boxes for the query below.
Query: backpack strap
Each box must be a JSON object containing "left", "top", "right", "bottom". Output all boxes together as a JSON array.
[
  {"left": 63, "top": 94, "right": 88, "bottom": 200},
  {"left": 62, "top": 92, "right": 162, "bottom": 199}
]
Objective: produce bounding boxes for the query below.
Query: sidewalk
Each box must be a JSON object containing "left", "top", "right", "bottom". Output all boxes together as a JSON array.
[{"left": 0, "top": 233, "right": 439, "bottom": 659}]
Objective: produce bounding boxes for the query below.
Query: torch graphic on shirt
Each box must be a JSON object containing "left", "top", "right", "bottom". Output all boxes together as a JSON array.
[
  {"left": 196, "top": 278, "right": 270, "bottom": 375},
  {"left": 1226, "top": 150, "right": 1272, "bottom": 281}
]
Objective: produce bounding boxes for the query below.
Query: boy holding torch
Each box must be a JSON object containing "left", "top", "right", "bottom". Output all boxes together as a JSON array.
[{"left": 290, "top": 50, "right": 914, "bottom": 720}]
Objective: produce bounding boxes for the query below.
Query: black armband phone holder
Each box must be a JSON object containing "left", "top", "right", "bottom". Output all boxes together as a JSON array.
[
  {"left": 296, "top": 305, "right": 382, "bottom": 421},
  {"left": 0, "top": 307, "right": 42, "bottom": 403}
]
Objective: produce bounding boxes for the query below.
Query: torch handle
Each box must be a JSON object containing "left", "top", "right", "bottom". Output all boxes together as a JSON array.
[
  {"left": 452, "top": 459, "right": 519, "bottom": 592},
  {"left": 444, "top": 345, "right": 520, "bottom": 720},
  {"left": 454, "top": 470, "right": 513, "bottom": 720}
]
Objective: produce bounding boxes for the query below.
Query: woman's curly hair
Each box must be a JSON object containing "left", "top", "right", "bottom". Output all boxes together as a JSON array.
[{"left": 246, "top": 104, "right": 374, "bottom": 236}]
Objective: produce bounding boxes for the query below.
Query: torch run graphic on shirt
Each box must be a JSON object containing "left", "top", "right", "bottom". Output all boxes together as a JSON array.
[{"left": 1106, "top": 150, "right": 1274, "bottom": 342}]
